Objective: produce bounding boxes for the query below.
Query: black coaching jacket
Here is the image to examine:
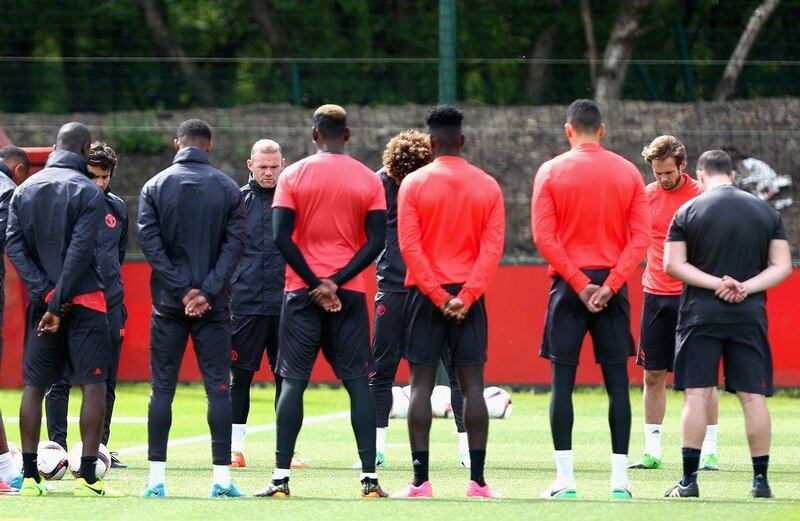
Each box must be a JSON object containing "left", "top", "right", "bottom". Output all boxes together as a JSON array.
[
  {"left": 97, "top": 191, "right": 129, "bottom": 311},
  {"left": 230, "top": 177, "right": 285, "bottom": 316},
  {"left": 0, "top": 161, "right": 17, "bottom": 320},
  {"left": 6, "top": 150, "right": 105, "bottom": 315},
  {"left": 137, "top": 146, "right": 245, "bottom": 312}
]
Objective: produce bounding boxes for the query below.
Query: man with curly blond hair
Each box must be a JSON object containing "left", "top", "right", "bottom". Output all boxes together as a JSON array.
[{"left": 365, "top": 130, "right": 469, "bottom": 470}]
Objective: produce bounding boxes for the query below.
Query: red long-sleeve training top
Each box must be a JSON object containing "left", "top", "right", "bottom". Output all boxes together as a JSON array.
[
  {"left": 398, "top": 155, "right": 505, "bottom": 309},
  {"left": 531, "top": 142, "right": 651, "bottom": 294}
]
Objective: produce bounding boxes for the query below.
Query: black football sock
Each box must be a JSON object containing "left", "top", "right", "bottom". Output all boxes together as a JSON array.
[
  {"left": 44, "top": 382, "right": 70, "bottom": 450},
  {"left": 469, "top": 449, "right": 486, "bottom": 486},
  {"left": 22, "top": 452, "right": 40, "bottom": 482},
  {"left": 448, "top": 369, "right": 466, "bottom": 433},
  {"left": 230, "top": 367, "right": 254, "bottom": 424},
  {"left": 550, "top": 363, "right": 577, "bottom": 450},
  {"left": 681, "top": 447, "right": 701, "bottom": 486},
  {"left": 80, "top": 456, "right": 98, "bottom": 484},
  {"left": 343, "top": 377, "right": 377, "bottom": 474},
  {"left": 601, "top": 363, "right": 632, "bottom": 454},
  {"left": 275, "top": 378, "right": 308, "bottom": 470},
  {"left": 411, "top": 451, "right": 429, "bottom": 486},
  {"left": 752, "top": 455, "right": 769, "bottom": 484}
]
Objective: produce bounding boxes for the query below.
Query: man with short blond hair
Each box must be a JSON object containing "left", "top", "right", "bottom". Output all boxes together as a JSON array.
[{"left": 229, "top": 139, "right": 299, "bottom": 469}]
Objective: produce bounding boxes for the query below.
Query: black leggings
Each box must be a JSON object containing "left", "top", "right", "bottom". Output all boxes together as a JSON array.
[
  {"left": 550, "top": 362, "right": 630, "bottom": 454},
  {"left": 230, "top": 367, "right": 284, "bottom": 423}
]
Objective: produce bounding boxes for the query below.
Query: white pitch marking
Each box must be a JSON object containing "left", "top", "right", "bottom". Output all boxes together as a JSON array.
[
  {"left": 5, "top": 416, "right": 149, "bottom": 424},
  {"left": 115, "top": 410, "right": 351, "bottom": 455}
]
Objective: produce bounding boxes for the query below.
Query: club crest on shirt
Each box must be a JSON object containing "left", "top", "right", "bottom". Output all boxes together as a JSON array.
[
  {"left": 377, "top": 303, "right": 386, "bottom": 316},
  {"left": 105, "top": 214, "right": 117, "bottom": 228}
]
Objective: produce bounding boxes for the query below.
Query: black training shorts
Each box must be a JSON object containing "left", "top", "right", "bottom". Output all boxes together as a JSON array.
[
  {"left": 673, "top": 323, "right": 773, "bottom": 396},
  {"left": 402, "top": 284, "right": 488, "bottom": 367},
  {"left": 23, "top": 301, "right": 111, "bottom": 387},
  {"left": 231, "top": 314, "right": 280, "bottom": 373},
  {"left": 637, "top": 293, "right": 680, "bottom": 372},
  {"left": 277, "top": 289, "right": 371, "bottom": 380},
  {"left": 370, "top": 291, "right": 406, "bottom": 384},
  {"left": 540, "top": 269, "right": 635, "bottom": 366}
]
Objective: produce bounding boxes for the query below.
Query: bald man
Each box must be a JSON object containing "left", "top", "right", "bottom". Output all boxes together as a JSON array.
[{"left": 6, "top": 122, "right": 119, "bottom": 497}]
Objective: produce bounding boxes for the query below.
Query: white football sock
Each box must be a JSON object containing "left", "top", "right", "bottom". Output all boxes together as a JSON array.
[
  {"left": 231, "top": 423, "right": 246, "bottom": 453},
  {"left": 610, "top": 453, "right": 629, "bottom": 488},
  {"left": 148, "top": 461, "right": 166, "bottom": 488},
  {"left": 376, "top": 427, "right": 386, "bottom": 455},
  {"left": 360, "top": 472, "right": 378, "bottom": 480},
  {"left": 702, "top": 424, "right": 718, "bottom": 455},
  {"left": 213, "top": 464, "right": 231, "bottom": 488},
  {"left": 272, "top": 467, "right": 291, "bottom": 481},
  {"left": 458, "top": 432, "right": 469, "bottom": 456},
  {"left": 644, "top": 423, "right": 662, "bottom": 459},
  {"left": 554, "top": 450, "right": 574, "bottom": 483},
  {"left": 0, "top": 451, "right": 17, "bottom": 482}
]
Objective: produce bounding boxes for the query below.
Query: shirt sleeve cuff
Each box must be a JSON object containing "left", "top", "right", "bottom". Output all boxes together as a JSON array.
[
  {"left": 456, "top": 289, "right": 477, "bottom": 310},
  {"left": 604, "top": 272, "right": 625, "bottom": 293},
  {"left": 428, "top": 286, "right": 450, "bottom": 309},
  {"left": 567, "top": 271, "right": 591, "bottom": 294}
]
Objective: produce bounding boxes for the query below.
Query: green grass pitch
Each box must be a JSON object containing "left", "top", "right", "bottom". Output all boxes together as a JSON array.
[{"left": 1, "top": 383, "right": 799, "bottom": 520}]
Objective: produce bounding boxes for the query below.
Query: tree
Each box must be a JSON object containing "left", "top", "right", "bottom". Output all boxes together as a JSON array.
[
  {"left": 713, "top": 0, "right": 782, "bottom": 101},
  {"left": 582, "top": 0, "right": 656, "bottom": 104},
  {"left": 134, "top": 0, "right": 214, "bottom": 105}
]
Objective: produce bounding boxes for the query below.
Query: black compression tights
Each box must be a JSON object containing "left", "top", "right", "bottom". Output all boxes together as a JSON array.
[
  {"left": 549, "top": 362, "right": 631, "bottom": 453},
  {"left": 275, "top": 378, "right": 308, "bottom": 469},
  {"left": 601, "top": 363, "right": 631, "bottom": 454}
]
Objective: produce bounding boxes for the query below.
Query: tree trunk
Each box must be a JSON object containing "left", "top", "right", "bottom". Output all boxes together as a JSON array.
[
  {"left": 526, "top": 24, "right": 559, "bottom": 104},
  {"left": 713, "top": 0, "right": 781, "bottom": 101},
  {"left": 579, "top": 0, "right": 598, "bottom": 86},
  {"left": 247, "top": 0, "right": 287, "bottom": 55},
  {"left": 134, "top": 0, "right": 214, "bottom": 106},
  {"left": 594, "top": 0, "right": 656, "bottom": 104},
  {"left": 247, "top": 0, "right": 297, "bottom": 96}
]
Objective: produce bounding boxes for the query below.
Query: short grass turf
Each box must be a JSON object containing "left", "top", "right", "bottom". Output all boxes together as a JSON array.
[{"left": 1, "top": 383, "right": 799, "bottom": 520}]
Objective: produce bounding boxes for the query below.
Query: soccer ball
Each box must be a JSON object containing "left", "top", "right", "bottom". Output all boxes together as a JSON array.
[
  {"left": 37, "top": 441, "right": 68, "bottom": 480},
  {"left": 68, "top": 442, "right": 111, "bottom": 479},
  {"left": 431, "top": 385, "right": 452, "bottom": 418},
  {"left": 484, "top": 386, "right": 512, "bottom": 419},
  {"left": 6, "top": 441, "right": 23, "bottom": 471},
  {"left": 389, "top": 385, "right": 411, "bottom": 419}
]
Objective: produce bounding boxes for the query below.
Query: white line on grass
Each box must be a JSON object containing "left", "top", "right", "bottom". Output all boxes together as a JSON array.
[
  {"left": 5, "top": 416, "right": 149, "bottom": 424},
  {"left": 115, "top": 410, "right": 350, "bottom": 455}
]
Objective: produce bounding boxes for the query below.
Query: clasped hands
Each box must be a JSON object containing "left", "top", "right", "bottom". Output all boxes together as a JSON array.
[
  {"left": 578, "top": 284, "right": 614, "bottom": 313},
  {"left": 714, "top": 275, "right": 748, "bottom": 304},
  {"left": 183, "top": 289, "right": 211, "bottom": 318},
  {"left": 310, "top": 278, "right": 342, "bottom": 312},
  {"left": 439, "top": 296, "right": 468, "bottom": 323}
]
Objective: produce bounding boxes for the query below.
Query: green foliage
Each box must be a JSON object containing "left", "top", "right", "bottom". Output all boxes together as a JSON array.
[
  {"left": 0, "top": 0, "right": 798, "bottom": 112},
  {"left": 106, "top": 115, "right": 168, "bottom": 154}
]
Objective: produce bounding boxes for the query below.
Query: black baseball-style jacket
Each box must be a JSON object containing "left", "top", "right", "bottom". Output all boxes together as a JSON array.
[
  {"left": 230, "top": 177, "right": 285, "bottom": 316},
  {"left": 138, "top": 147, "right": 245, "bottom": 311},
  {"left": 6, "top": 150, "right": 105, "bottom": 315},
  {"left": 97, "top": 191, "right": 129, "bottom": 310},
  {"left": 0, "top": 161, "right": 18, "bottom": 321}
]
